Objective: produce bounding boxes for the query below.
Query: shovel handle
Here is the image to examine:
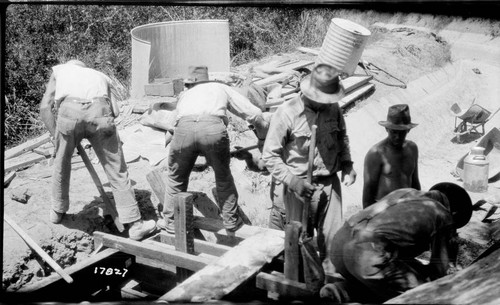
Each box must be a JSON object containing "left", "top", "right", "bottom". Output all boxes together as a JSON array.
[{"left": 302, "top": 125, "right": 317, "bottom": 231}]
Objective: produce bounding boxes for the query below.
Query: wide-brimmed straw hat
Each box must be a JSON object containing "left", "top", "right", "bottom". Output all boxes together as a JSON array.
[
  {"left": 378, "top": 104, "right": 418, "bottom": 130},
  {"left": 429, "top": 182, "right": 472, "bottom": 228},
  {"left": 184, "top": 66, "right": 210, "bottom": 85},
  {"left": 300, "top": 64, "right": 345, "bottom": 104}
]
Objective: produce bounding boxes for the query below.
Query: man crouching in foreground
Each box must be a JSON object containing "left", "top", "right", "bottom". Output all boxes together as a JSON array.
[{"left": 321, "top": 182, "right": 472, "bottom": 303}]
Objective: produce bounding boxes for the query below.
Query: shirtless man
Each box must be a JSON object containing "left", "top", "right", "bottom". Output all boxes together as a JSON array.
[{"left": 362, "top": 104, "right": 420, "bottom": 208}]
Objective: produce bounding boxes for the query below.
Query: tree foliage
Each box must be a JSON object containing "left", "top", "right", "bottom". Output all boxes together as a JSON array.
[{"left": 3, "top": 4, "right": 332, "bottom": 147}]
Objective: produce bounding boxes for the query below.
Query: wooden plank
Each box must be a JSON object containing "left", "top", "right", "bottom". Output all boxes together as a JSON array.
[
  {"left": 193, "top": 216, "right": 285, "bottom": 240},
  {"left": 4, "top": 214, "right": 74, "bottom": 284},
  {"left": 4, "top": 171, "right": 16, "bottom": 187},
  {"left": 284, "top": 221, "right": 301, "bottom": 281},
  {"left": 4, "top": 132, "right": 51, "bottom": 160},
  {"left": 339, "top": 83, "right": 375, "bottom": 109},
  {"left": 158, "top": 232, "right": 230, "bottom": 257},
  {"left": 93, "top": 231, "right": 212, "bottom": 271},
  {"left": 4, "top": 152, "right": 47, "bottom": 172},
  {"left": 174, "top": 193, "right": 195, "bottom": 281},
  {"left": 341, "top": 74, "right": 373, "bottom": 93},
  {"left": 387, "top": 247, "right": 500, "bottom": 304},
  {"left": 254, "top": 72, "right": 295, "bottom": 87},
  {"left": 19, "top": 248, "right": 120, "bottom": 293},
  {"left": 296, "top": 46, "right": 320, "bottom": 56},
  {"left": 256, "top": 271, "right": 314, "bottom": 299},
  {"left": 159, "top": 230, "right": 285, "bottom": 302}
]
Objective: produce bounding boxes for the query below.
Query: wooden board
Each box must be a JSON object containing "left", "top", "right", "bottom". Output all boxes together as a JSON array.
[
  {"left": 296, "top": 46, "right": 320, "bottom": 56},
  {"left": 93, "top": 232, "right": 215, "bottom": 272},
  {"left": 159, "top": 230, "right": 285, "bottom": 302},
  {"left": 4, "top": 132, "right": 51, "bottom": 160},
  {"left": 4, "top": 171, "right": 16, "bottom": 187},
  {"left": 341, "top": 74, "right": 374, "bottom": 93},
  {"left": 193, "top": 216, "right": 284, "bottom": 241},
  {"left": 339, "top": 83, "right": 375, "bottom": 109},
  {"left": 386, "top": 247, "right": 500, "bottom": 304},
  {"left": 4, "top": 152, "right": 47, "bottom": 172}
]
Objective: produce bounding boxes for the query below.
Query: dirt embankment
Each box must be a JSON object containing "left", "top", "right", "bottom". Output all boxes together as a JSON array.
[{"left": 3, "top": 16, "right": 500, "bottom": 293}]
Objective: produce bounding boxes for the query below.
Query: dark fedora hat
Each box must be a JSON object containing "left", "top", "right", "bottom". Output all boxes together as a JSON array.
[
  {"left": 378, "top": 104, "right": 418, "bottom": 130},
  {"left": 429, "top": 182, "right": 472, "bottom": 228},
  {"left": 300, "top": 63, "right": 345, "bottom": 104},
  {"left": 184, "top": 66, "right": 210, "bottom": 85}
]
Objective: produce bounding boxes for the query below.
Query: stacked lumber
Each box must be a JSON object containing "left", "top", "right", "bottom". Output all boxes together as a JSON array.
[{"left": 4, "top": 132, "right": 53, "bottom": 185}]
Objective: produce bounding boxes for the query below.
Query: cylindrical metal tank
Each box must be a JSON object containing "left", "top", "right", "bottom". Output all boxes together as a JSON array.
[
  {"left": 130, "top": 20, "right": 230, "bottom": 98},
  {"left": 316, "top": 18, "right": 371, "bottom": 76}
]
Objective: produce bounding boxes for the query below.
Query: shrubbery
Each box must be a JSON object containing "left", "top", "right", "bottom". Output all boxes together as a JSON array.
[{"left": 5, "top": 4, "right": 474, "bottom": 148}]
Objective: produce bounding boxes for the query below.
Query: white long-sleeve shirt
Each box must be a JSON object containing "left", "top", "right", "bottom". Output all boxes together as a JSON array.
[{"left": 176, "top": 82, "right": 262, "bottom": 124}]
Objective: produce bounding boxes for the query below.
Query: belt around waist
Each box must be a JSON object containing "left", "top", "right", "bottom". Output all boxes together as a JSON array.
[
  {"left": 63, "top": 96, "right": 109, "bottom": 104},
  {"left": 177, "top": 115, "right": 227, "bottom": 125}
]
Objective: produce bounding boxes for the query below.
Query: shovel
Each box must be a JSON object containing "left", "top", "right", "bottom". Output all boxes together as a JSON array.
[{"left": 299, "top": 124, "right": 325, "bottom": 293}]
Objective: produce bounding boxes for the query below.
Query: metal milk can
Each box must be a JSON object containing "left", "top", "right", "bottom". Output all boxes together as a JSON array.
[{"left": 463, "top": 146, "right": 489, "bottom": 192}]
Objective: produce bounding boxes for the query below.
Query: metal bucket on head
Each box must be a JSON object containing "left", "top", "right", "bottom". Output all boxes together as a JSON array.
[{"left": 316, "top": 18, "right": 371, "bottom": 76}]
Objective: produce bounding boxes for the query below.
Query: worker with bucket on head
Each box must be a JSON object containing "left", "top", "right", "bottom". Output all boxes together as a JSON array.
[
  {"left": 39, "top": 59, "right": 156, "bottom": 240},
  {"left": 158, "top": 66, "right": 267, "bottom": 235},
  {"left": 262, "top": 63, "right": 357, "bottom": 291},
  {"left": 322, "top": 182, "right": 472, "bottom": 303},
  {"left": 363, "top": 104, "right": 421, "bottom": 208}
]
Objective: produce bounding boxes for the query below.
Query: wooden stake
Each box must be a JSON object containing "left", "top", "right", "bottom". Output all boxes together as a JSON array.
[{"left": 174, "top": 193, "right": 195, "bottom": 282}]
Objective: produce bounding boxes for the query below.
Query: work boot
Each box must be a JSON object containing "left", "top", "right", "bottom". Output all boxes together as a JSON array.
[
  {"left": 156, "top": 217, "right": 175, "bottom": 234},
  {"left": 49, "top": 210, "right": 65, "bottom": 224},
  {"left": 128, "top": 219, "right": 156, "bottom": 241}
]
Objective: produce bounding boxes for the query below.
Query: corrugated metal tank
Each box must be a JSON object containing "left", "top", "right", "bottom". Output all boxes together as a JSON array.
[
  {"left": 317, "top": 18, "right": 371, "bottom": 76},
  {"left": 130, "top": 20, "right": 230, "bottom": 98}
]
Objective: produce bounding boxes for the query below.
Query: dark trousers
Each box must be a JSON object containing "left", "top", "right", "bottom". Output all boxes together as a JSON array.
[{"left": 163, "top": 115, "right": 241, "bottom": 230}]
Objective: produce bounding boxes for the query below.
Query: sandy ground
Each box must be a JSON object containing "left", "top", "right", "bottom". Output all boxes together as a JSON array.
[{"left": 3, "top": 19, "right": 500, "bottom": 294}]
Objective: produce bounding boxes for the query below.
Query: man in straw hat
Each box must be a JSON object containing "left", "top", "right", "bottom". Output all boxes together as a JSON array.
[
  {"left": 158, "top": 66, "right": 267, "bottom": 234},
  {"left": 262, "top": 63, "right": 357, "bottom": 263},
  {"left": 362, "top": 104, "right": 421, "bottom": 208},
  {"left": 39, "top": 59, "right": 156, "bottom": 240},
  {"left": 321, "top": 182, "right": 471, "bottom": 303}
]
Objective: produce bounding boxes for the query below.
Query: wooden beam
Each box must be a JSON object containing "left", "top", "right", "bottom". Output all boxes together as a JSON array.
[
  {"left": 339, "top": 83, "right": 375, "bottom": 109},
  {"left": 157, "top": 232, "right": 231, "bottom": 257},
  {"left": 93, "top": 231, "right": 213, "bottom": 271},
  {"left": 256, "top": 271, "right": 314, "bottom": 299},
  {"left": 159, "top": 230, "right": 285, "bottom": 302},
  {"left": 19, "top": 248, "right": 120, "bottom": 293},
  {"left": 4, "top": 132, "right": 51, "bottom": 160},
  {"left": 174, "top": 193, "right": 195, "bottom": 281},
  {"left": 4, "top": 152, "right": 47, "bottom": 172},
  {"left": 341, "top": 74, "right": 373, "bottom": 93},
  {"left": 284, "top": 221, "right": 301, "bottom": 281},
  {"left": 4, "top": 171, "right": 16, "bottom": 187},
  {"left": 193, "top": 216, "right": 285, "bottom": 240},
  {"left": 4, "top": 214, "right": 74, "bottom": 284},
  {"left": 296, "top": 46, "right": 320, "bottom": 56}
]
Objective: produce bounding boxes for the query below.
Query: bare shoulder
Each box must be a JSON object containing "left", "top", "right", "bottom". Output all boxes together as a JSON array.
[{"left": 405, "top": 140, "right": 419, "bottom": 152}]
